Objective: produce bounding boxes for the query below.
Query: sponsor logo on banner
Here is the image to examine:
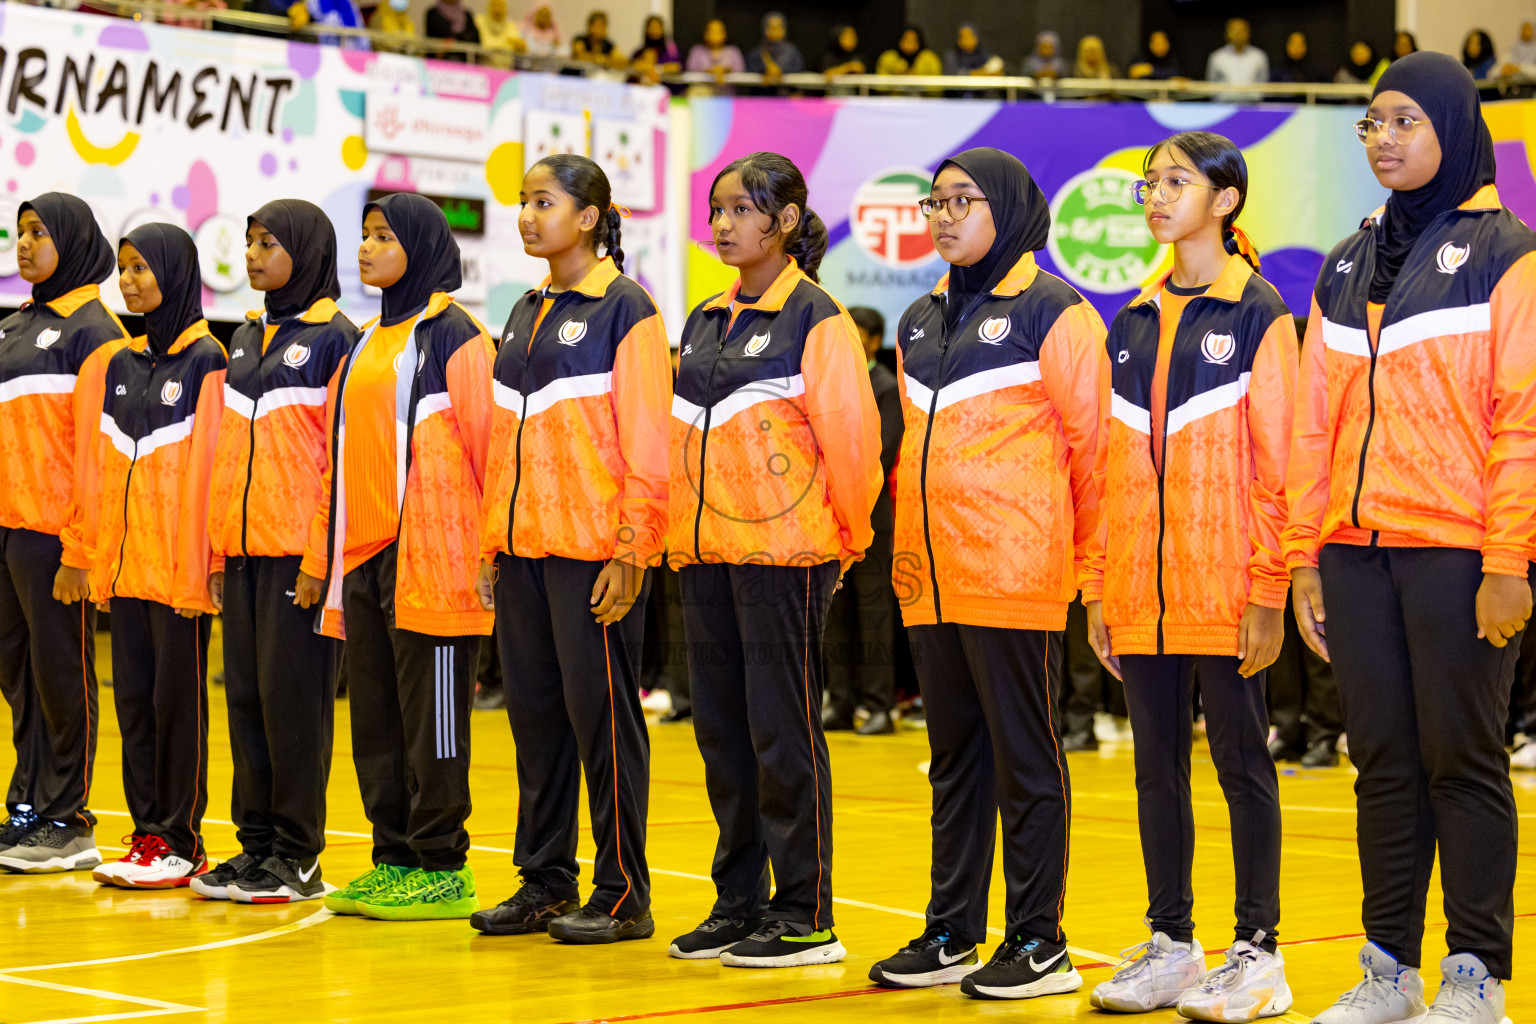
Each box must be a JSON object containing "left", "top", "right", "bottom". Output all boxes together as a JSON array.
[
  {"left": 366, "top": 91, "right": 493, "bottom": 163},
  {"left": 977, "top": 316, "right": 1010, "bottom": 345},
  {"left": 1047, "top": 167, "right": 1166, "bottom": 293},
  {"left": 161, "top": 379, "right": 182, "bottom": 406},
  {"left": 744, "top": 332, "right": 771, "bottom": 356},
  {"left": 1201, "top": 330, "right": 1236, "bottom": 365},
  {"left": 194, "top": 214, "right": 247, "bottom": 293},
  {"left": 558, "top": 320, "right": 587, "bottom": 345},
  {"left": 35, "top": 328, "right": 61, "bottom": 349},
  {"left": 1436, "top": 241, "right": 1469, "bottom": 275},
  {"left": 283, "top": 343, "right": 311, "bottom": 368},
  {"left": 850, "top": 168, "right": 940, "bottom": 268}
]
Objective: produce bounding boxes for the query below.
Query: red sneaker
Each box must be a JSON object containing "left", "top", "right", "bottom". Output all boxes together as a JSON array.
[
  {"left": 92, "top": 833, "right": 151, "bottom": 885},
  {"left": 119, "top": 835, "right": 209, "bottom": 889}
]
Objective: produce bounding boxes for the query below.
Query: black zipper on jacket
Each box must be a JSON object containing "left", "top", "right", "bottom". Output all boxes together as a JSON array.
[
  {"left": 691, "top": 310, "right": 740, "bottom": 562},
  {"left": 1349, "top": 338, "right": 1380, "bottom": 534},
  {"left": 917, "top": 294, "right": 988, "bottom": 623},
  {"left": 237, "top": 322, "right": 279, "bottom": 557},
  {"left": 110, "top": 350, "right": 156, "bottom": 597},
  {"left": 1149, "top": 298, "right": 1195, "bottom": 654}
]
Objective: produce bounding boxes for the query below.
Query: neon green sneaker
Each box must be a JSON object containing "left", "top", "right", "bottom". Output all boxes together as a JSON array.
[
  {"left": 324, "top": 864, "right": 417, "bottom": 915},
  {"left": 357, "top": 865, "right": 479, "bottom": 921}
]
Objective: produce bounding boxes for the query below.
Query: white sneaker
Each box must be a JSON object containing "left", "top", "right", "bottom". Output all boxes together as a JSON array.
[
  {"left": 1510, "top": 743, "right": 1536, "bottom": 771},
  {"left": 1425, "top": 954, "right": 1510, "bottom": 1024},
  {"left": 1313, "top": 943, "right": 1428, "bottom": 1024},
  {"left": 92, "top": 833, "right": 152, "bottom": 885},
  {"left": 1091, "top": 929, "right": 1207, "bottom": 1012},
  {"left": 118, "top": 835, "right": 207, "bottom": 889},
  {"left": 1178, "top": 934, "right": 1292, "bottom": 1023}
]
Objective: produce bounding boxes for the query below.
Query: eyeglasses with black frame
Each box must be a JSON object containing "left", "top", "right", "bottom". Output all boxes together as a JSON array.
[
  {"left": 1130, "top": 177, "right": 1224, "bottom": 206},
  {"left": 918, "top": 195, "right": 990, "bottom": 221},
  {"left": 1354, "top": 115, "right": 1429, "bottom": 145}
]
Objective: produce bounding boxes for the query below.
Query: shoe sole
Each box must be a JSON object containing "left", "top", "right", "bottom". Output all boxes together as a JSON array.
[
  {"left": 721, "top": 941, "right": 847, "bottom": 968},
  {"left": 966, "top": 967, "right": 1084, "bottom": 1000},
  {"left": 870, "top": 962, "right": 982, "bottom": 987},
  {"left": 1179, "top": 982, "right": 1294, "bottom": 1023},
  {"left": 668, "top": 942, "right": 735, "bottom": 960},
  {"left": 93, "top": 864, "right": 135, "bottom": 884},
  {"left": 323, "top": 895, "right": 365, "bottom": 915},
  {"left": 357, "top": 898, "right": 481, "bottom": 921},
  {"left": 1091, "top": 990, "right": 1184, "bottom": 1012},
  {"left": 227, "top": 882, "right": 335, "bottom": 904},
  {"left": 0, "top": 848, "right": 102, "bottom": 873},
  {"left": 190, "top": 878, "right": 233, "bottom": 899},
  {"left": 548, "top": 919, "right": 656, "bottom": 944}
]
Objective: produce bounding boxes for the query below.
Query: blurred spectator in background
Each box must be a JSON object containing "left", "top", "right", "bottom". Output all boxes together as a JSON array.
[
  {"left": 425, "top": 0, "right": 479, "bottom": 58},
  {"left": 161, "top": 0, "right": 226, "bottom": 30},
  {"left": 475, "top": 0, "right": 524, "bottom": 67},
  {"left": 1268, "top": 604, "right": 1343, "bottom": 767},
  {"left": 821, "top": 24, "right": 867, "bottom": 76},
  {"left": 876, "top": 26, "right": 942, "bottom": 77},
  {"left": 1504, "top": 21, "right": 1536, "bottom": 75},
  {"left": 944, "top": 23, "right": 1004, "bottom": 76},
  {"left": 686, "top": 18, "right": 744, "bottom": 79},
  {"left": 1073, "top": 35, "right": 1118, "bottom": 79},
  {"left": 369, "top": 0, "right": 417, "bottom": 46},
  {"left": 747, "top": 12, "right": 805, "bottom": 81},
  {"left": 632, "top": 14, "right": 681, "bottom": 74},
  {"left": 1206, "top": 17, "right": 1268, "bottom": 90},
  {"left": 1128, "top": 30, "right": 1182, "bottom": 80},
  {"left": 1392, "top": 30, "right": 1419, "bottom": 60},
  {"left": 521, "top": 4, "right": 562, "bottom": 57},
  {"left": 1463, "top": 29, "right": 1497, "bottom": 77},
  {"left": 573, "top": 10, "right": 621, "bottom": 66},
  {"left": 1335, "top": 40, "right": 1387, "bottom": 85},
  {"left": 1272, "top": 31, "right": 1322, "bottom": 83},
  {"left": 1022, "top": 30, "right": 1066, "bottom": 81}
]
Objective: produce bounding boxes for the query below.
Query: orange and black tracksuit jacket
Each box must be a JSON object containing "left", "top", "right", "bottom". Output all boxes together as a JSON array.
[
  {"left": 1284, "top": 185, "right": 1536, "bottom": 577},
  {"left": 0, "top": 285, "right": 129, "bottom": 566},
  {"left": 209, "top": 298, "right": 357, "bottom": 560},
  {"left": 667, "top": 258, "right": 883, "bottom": 568},
  {"left": 1083, "top": 255, "right": 1296, "bottom": 656},
  {"left": 90, "top": 323, "right": 228, "bottom": 612},
  {"left": 303, "top": 292, "right": 495, "bottom": 639},
  {"left": 481, "top": 258, "right": 671, "bottom": 568},
  {"left": 893, "top": 252, "right": 1107, "bottom": 631}
]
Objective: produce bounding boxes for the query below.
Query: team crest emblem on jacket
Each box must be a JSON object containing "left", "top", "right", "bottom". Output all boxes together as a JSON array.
[
  {"left": 978, "top": 316, "right": 1010, "bottom": 345},
  {"left": 160, "top": 380, "right": 183, "bottom": 406},
  {"left": 283, "top": 343, "right": 311, "bottom": 368},
  {"left": 1201, "top": 330, "right": 1236, "bottom": 365},
  {"left": 744, "top": 332, "right": 771, "bottom": 356},
  {"left": 35, "top": 328, "right": 60, "bottom": 349},
  {"left": 1436, "top": 241, "right": 1470, "bottom": 275},
  {"left": 558, "top": 320, "right": 587, "bottom": 346}
]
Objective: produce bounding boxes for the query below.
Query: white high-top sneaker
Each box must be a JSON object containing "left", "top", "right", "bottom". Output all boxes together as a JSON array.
[
  {"left": 1178, "top": 933, "right": 1292, "bottom": 1023},
  {"left": 1090, "top": 929, "right": 1207, "bottom": 1012},
  {"left": 1313, "top": 943, "right": 1429, "bottom": 1024},
  {"left": 1424, "top": 954, "right": 1510, "bottom": 1024}
]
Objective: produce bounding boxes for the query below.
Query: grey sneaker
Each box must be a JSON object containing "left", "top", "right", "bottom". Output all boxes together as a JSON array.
[
  {"left": 1425, "top": 954, "right": 1509, "bottom": 1024},
  {"left": 1091, "top": 929, "right": 1207, "bottom": 1011},
  {"left": 0, "top": 819, "right": 102, "bottom": 873},
  {"left": 1313, "top": 943, "right": 1428, "bottom": 1024}
]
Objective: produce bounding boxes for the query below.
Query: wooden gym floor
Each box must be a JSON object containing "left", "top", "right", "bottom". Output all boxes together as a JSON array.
[{"left": 0, "top": 626, "right": 1532, "bottom": 1024}]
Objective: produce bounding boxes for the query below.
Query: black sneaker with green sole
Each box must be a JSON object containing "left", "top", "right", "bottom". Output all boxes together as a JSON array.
[{"left": 720, "top": 920, "right": 847, "bottom": 968}]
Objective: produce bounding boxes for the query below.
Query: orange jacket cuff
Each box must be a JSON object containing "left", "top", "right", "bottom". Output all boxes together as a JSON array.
[
  {"left": 1248, "top": 578, "right": 1290, "bottom": 609},
  {"left": 1481, "top": 551, "right": 1529, "bottom": 578},
  {"left": 300, "top": 551, "right": 328, "bottom": 581}
]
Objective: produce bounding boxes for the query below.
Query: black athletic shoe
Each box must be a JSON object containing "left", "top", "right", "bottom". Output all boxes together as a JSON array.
[
  {"left": 0, "top": 805, "right": 42, "bottom": 851},
  {"left": 668, "top": 915, "right": 763, "bottom": 959},
  {"left": 856, "top": 709, "right": 896, "bottom": 735},
  {"left": 547, "top": 903, "right": 656, "bottom": 944},
  {"left": 1300, "top": 740, "right": 1339, "bottom": 768},
  {"left": 227, "top": 855, "right": 328, "bottom": 903},
  {"left": 869, "top": 924, "right": 981, "bottom": 987},
  {"left": 189, "top": 851, "right": 263, "bottom": 900},
  {"left": 720, "top": 920, "right": 847, "bottom": 968},
  {"left": 960, "top": 935, "right": 1083, "bottom": 1000},
  {"left": 1060, "top": 730, "right": 1099, "bottom": 752},
  {"left": 469, "top": 881, "right": 579, "bottom": 935}
]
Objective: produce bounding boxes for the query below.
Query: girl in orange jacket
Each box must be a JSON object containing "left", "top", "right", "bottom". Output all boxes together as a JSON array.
[
  {"left": 0, "top": 193, "right": 128, "bottom": 874},
  {"left": 298, "top": 193, "right": 495, "bottom": 921},
  {"left": 472, "top": 156, "right": 671, "bottom": 944},
  {"left": 89, "top": 224, "right": 228, "bottom": 890},
  {"left": 1083, "top": 131, "right": 1296, "bottom": 1022},
  {"left": 666, "top": 152, "right": 882, "bottom": 968}
]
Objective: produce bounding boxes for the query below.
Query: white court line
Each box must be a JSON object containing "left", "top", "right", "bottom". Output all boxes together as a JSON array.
[{"left": 0, "top": 972, "right": 203, "bottom": 1024}]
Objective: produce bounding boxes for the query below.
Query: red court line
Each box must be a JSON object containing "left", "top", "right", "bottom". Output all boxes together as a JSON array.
[{"left": 556, "top": 985, "right": 904, "bottom": 1023}]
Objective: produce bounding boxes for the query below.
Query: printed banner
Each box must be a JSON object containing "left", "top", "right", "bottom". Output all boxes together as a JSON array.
[
  {"left": 0, "top": 3, "right": 679, "bottom": 333},
  {"left": 688, "top": 97, "right": 1536, "bottom": 335}
]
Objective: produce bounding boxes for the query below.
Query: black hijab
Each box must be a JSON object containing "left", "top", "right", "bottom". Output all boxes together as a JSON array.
[
  {"left": 1368, "top": 51, "right": 1496, "bottom": 302},
  {"left": 20, "top": 193, "right": 114, "bottom": 306},
  {"left": 365, "top": 193, "right": 462, "bottom": 326},
  {"left": 936, "top": 147, "right": 1051, "bottom": 324},
  {"left": 121, "top": 223, "right": 204, "bottom": 355},
  {"left": 248, "top": 199, "right": 341, "bottom": 321}
]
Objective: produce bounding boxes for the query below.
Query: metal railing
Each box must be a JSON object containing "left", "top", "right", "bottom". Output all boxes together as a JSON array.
[{"left": 22, "top": 0, "right": 1530, "bottom": 105}]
